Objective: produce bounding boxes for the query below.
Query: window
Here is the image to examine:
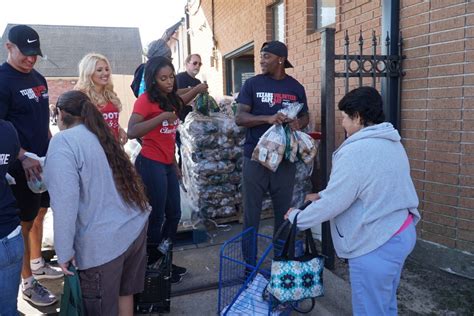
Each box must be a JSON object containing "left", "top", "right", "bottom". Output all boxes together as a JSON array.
[
  {"left": 224, "top": 43, "right": 255, "bottom": 96},
  {"left": 272, "top": 1, "right": 285, "bottom": 43},
  {"left": 315, "top": 0, "right": 336, "bottom": 29}
]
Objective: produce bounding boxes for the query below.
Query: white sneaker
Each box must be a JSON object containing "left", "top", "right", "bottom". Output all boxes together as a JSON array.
[
  {"left": 32, "top": 262, "right": 64, "bottom": 280},
  {"left": 22, "top": 280, "right": 58, "bottom": 307}
]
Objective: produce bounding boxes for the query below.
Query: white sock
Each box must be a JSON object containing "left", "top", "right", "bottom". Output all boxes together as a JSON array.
[
  {"left": 22, "top": 276, "right": 35, "bottom": 290},
  {"left": 30, "top": 257, "right": 45, "bottom": 271}
]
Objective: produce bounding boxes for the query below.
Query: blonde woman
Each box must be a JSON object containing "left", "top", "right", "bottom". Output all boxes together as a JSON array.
[{"left": 75, "top": 53, "right": 127, "bottom": 145}]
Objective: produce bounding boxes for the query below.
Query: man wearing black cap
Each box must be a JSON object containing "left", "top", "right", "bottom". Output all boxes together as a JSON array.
[
  {"left": 235, "top": 40, "right": 309, "bottom": 253},
  {"left": 0, "top": 24, "right": 58, "bottom": 307}
]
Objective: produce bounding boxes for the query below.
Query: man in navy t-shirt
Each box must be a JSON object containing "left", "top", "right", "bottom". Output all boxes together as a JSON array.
[
  {"left": 175, "top": 53, "right": 208, "bottom": 167},
  {"left": 176, "top": 53, "right": 208, "bottom": 120},
  {"left": 0, "top": 24, "right": 59, "bottom": 307},
  {"left": 235, "top": 41, "right": 309, "bottom": 259}
]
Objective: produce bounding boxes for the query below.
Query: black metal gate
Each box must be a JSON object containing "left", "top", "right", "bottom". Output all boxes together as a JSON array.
[{"left": 319, "top": 27, "right": 404, "bottom": 269}]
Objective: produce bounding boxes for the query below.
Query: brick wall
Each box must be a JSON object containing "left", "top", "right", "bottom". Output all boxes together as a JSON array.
[
  {"left": 47, "top": 78, "right": 76, "bottom": 105},
  {"left": 192, "top": 0, "right": 381, "bottom": 141},
  {"left": 188, "top": 0, "right": 473, "bottom": 253},
  {"left": 401, "top": 0, "right": 474, "bottom": 252}
]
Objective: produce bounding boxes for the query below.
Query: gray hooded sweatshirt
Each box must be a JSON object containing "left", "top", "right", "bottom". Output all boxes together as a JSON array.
[
  {"left": 44, "top": 124, "right": 149, "bottom": 269},
  {"left": 289, "top": 122, "right": 420, "bottom": 259}
]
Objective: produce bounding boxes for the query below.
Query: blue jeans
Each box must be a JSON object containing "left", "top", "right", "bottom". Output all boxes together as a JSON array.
[
  {"left": 349, "top": 222, "right": 416, "bottom": 316},
  {"left": 0, "top": 227, "right": 24, "bottom": 316},
  {"left": 135, "top": 154, "right": 181, "bottom": 245}
]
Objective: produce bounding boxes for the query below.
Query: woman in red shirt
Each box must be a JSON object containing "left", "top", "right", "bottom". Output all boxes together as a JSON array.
[
  {"left": 127, "top": 56, "right": 186, "bottom": 284},
  {"left": 75, "top": 53, "right": 127, "bottom": 145}
]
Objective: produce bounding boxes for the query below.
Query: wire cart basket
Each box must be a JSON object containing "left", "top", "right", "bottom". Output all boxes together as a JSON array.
[{"left": 218, "top": 227, "right": 303, "bottom": 315}]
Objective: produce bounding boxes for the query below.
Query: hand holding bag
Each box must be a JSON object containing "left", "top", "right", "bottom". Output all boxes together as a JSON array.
[
  {"left": 266, "top": 204, "right": 324, "bottom": 313},
  {"left": 60, "top": 265, "right": 84, "bottom": 316}
]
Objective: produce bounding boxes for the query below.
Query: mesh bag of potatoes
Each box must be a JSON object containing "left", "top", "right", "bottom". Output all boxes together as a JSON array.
[
  {"left": 251, "top": 124, "right": 286, "bottom": 172},
  {"left": 296, "top": 131, "right": 318, "bottom": 164}
]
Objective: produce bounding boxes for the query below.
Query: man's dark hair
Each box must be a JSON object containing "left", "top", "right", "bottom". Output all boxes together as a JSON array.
[{"left": 338, "top": 86, "right": 385, "bottom": 126}]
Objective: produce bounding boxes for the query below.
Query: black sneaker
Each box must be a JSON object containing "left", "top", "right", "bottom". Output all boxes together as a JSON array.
[
  {"left": 170, "top": 272, "right": 183, "bottom": 284},
  {"left": 172, "top": 264, "right": 187, "bottom": 276}
]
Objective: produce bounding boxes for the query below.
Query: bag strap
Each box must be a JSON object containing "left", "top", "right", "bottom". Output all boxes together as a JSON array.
[
  {"left": 284, "top": 212, "right": 298, "bottom": 259},
  {"left": 295, "top": 200, "right": 319, "bottom": 257},
  {"left": 70, "top": 265, "right": 84, "bottom": 312},
  {"left": 277, "top": 200, "right": 313, "bottom": 260},
  {"left": 273, "top": 219, "right": 290, "bottom": 244},
  {"left": 60, "top": 264, "right": 84, "bottom": 316},
  {"left": 291, "top": 298, "right": 316, "bottom": 314},
  {"left": 304, "top": 229, "right": 319, "bottom": 256},
  {"left": 59, "top": 274, "right": 71, "bottom": 314}
]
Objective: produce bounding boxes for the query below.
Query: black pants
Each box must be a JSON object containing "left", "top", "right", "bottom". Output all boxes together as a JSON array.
[
  {"left": 241, "top": 157, "right": 296, "bottom": 266},
  {"left": 135, "top": 155, "right": 181, "bottom": 245}
]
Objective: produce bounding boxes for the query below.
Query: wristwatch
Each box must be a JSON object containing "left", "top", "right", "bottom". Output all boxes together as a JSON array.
[{"left": 19, "top": 154, "right": 28, "bottom": 162}]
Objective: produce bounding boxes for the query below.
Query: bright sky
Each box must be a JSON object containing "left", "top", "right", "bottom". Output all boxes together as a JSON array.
[{"left": 0, "top": 0, "right": 188, "bottom": 47}]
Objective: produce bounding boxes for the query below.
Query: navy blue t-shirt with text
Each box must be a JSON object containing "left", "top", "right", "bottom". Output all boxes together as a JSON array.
[
  {"left": 0, "top": 120, "right": 20, "bottom": 239},
  {"left": 0, "top": 62, "right": 50, "bottom": 157},
  {"left": 236, "top": 74, "right": 308, "bottom": 158},
  {"left": 176, "top": 71, "right": 202, "bottom": 120}
]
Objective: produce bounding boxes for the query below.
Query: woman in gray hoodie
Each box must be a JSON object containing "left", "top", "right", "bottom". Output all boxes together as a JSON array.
[
  {"left": 286, "top": 87, "right": 420, "bottom": 315},
  {"left": 44, "top": 91, "right": 150, "bottom": 315}
]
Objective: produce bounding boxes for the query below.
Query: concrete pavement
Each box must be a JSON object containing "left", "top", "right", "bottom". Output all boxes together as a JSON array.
[{"left": 17, "top": 216, "right": 352, "bottom": 315}]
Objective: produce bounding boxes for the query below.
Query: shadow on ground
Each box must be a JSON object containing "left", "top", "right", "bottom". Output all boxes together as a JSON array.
[{"left": 330, "top": 249, "right": 474, "bottom": 315}]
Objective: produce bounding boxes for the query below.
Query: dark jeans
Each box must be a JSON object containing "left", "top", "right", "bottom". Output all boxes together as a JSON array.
[
  {"left": 135, "top": 154, "right": 181, "bottom": 245},
  {"left": 242, "top": 157, "right": 296, "bottom": 266},
  {"left": 0, "top": 227, "right": 23, "bottom": 315}
]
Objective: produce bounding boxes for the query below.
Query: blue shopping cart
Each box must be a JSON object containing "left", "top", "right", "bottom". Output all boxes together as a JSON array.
[{"left": 218, "top": 227, "right": 303, "bottom": 315}]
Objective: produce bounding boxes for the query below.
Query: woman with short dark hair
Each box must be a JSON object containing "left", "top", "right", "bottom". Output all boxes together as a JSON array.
[{"left": 286, "top": 86, "right": 420, "bottom": 315}]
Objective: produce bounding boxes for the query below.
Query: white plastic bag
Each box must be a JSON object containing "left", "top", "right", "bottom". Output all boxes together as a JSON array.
[
  {"left": 222, "top": 273, "right": 281, "bottom": 315},
  {"left": 123, "top": 139, "right": 142, "bottom": 164},
  {"left": 295, "top": 131, "right": 318, "bottom": 164},
  {"left": 24, "top": 152, "right": 47, "bottom": 193},
  {"left": 252, "top": 125, "right": 286, "bottom": 172},
  {"left": 278, "top": 102, "right": 304, "bottom": 120},
  {"left": 5, "top": 173, "right": 16, "bottom": 185}
]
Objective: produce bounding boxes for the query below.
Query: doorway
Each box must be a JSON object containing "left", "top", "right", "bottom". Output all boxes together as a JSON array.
[{"left": 224, "top": 42, "right": 255, "bottom": 96}]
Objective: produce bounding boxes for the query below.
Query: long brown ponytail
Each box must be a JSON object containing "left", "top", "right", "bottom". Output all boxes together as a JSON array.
[{"left": 56, "top": 90, "right": 148, "bottom": 211}]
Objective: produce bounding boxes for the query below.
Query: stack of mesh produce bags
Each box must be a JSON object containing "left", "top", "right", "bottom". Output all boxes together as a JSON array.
[
  {"left": 179, "top": 94, "right": 245, "bottom": 220},
  {"left": 180, "top": 93, "right": 319, "bottom": 221},
  {"left": 252, "top": 102, "right": 320, "bottom": 209}
]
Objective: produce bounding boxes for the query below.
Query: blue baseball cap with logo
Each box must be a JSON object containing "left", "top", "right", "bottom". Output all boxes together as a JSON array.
[
  {"left": 260, "top": 40, "right": 293, "bottom": 68},
  {"left": 8, "top": 25, "right": 43, "bottom": 57}
]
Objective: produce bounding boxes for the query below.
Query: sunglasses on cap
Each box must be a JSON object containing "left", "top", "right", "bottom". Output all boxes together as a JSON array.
[{"left": 190, "top": 61, "right": 202, "bottom": 66}]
